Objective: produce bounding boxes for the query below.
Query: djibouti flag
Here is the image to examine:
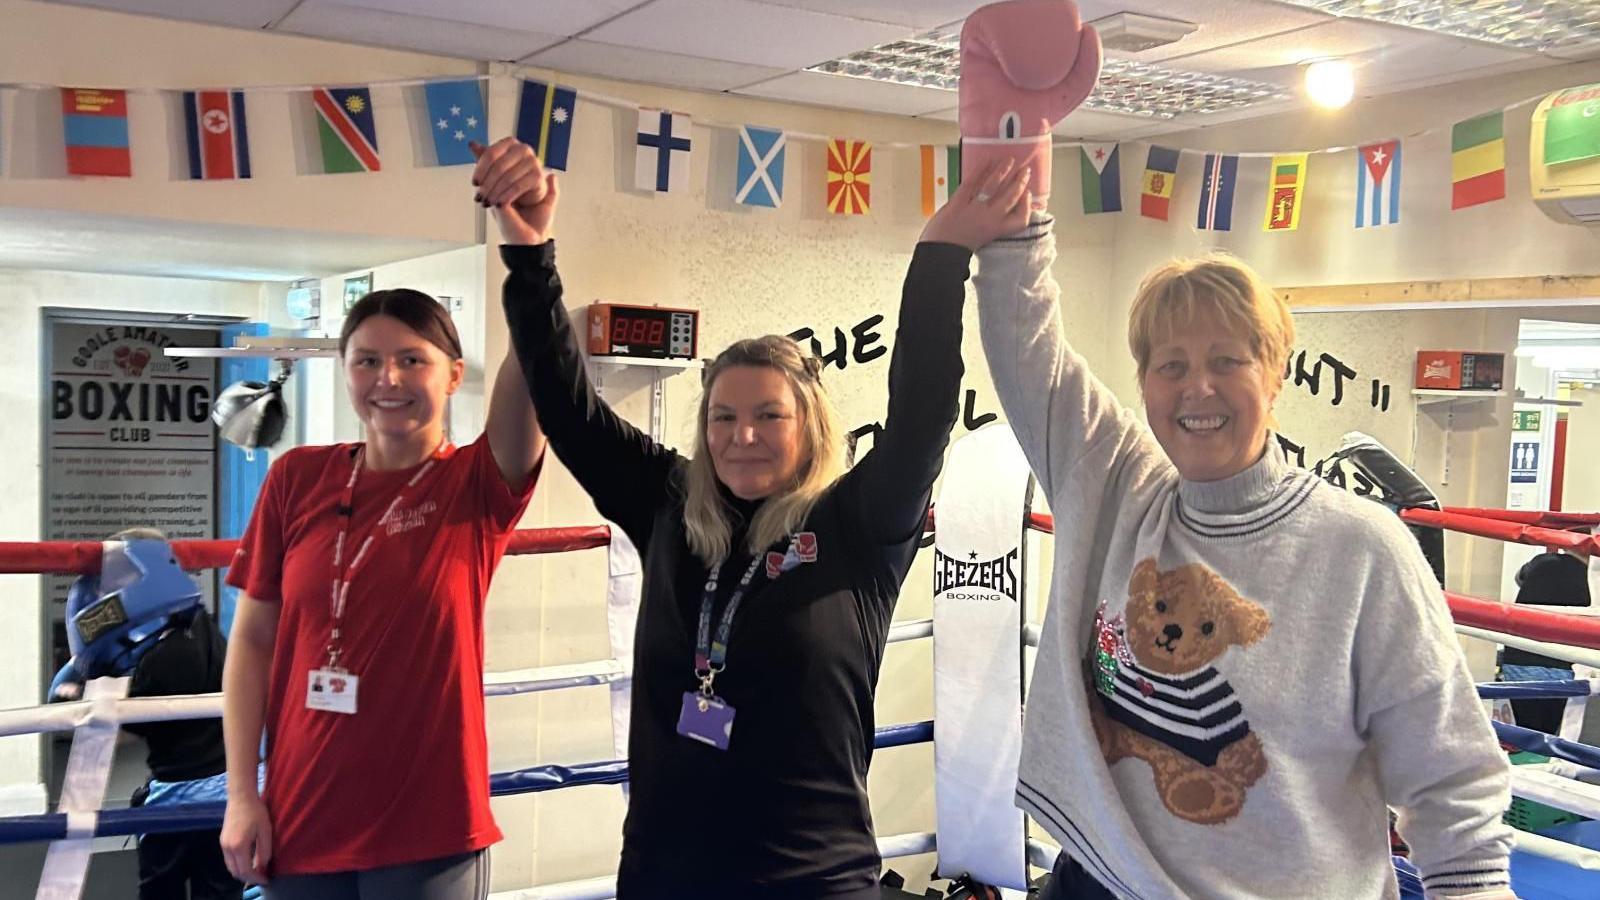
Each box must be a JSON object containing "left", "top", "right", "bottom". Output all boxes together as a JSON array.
[
  {"left": 921, "top": 144, "right": 960, "bottom": 217},
  {"left": 1544, "top": 83, "right": 1600, "bottom": 166},
  {"left": 1080, "top": 143, "right": 1121, "bottom": 214}
]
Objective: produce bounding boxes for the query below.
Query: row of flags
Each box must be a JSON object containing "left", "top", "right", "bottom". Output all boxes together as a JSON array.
[
  {"left": 59, "top": 81, "right": 483, "bottom": 178},
  {"left": 45, "top": 79, "right": 1519, "bottom": 230},
  {"left": 1071, "top": 111, "right": 1506, "bottom": 232}
]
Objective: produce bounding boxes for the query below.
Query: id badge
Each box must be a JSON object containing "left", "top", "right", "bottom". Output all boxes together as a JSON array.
[
  {"left": 306, "top": 668, "right": 359, "bottom": 715},
  {"left": 677, "top": 691, "right": 735, "bottom": 750}
]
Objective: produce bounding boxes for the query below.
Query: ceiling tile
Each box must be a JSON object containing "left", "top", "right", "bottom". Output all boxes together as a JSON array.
[
  {"left": 585, "top": 0, "right": 913, "bottom": 69},
  {"left": 338, "top": 0, "right": 644, "bottom": 36},
  {"left": 735, "top": 70, "right": 957, "bottom": 116},
  {"left": 752, "top": 1, "right": 983, "bottom": 29},
  {"left": 524, "top": 40, "right": 788, "bottom": 93},
  {"left": 44, "top": 0, "right": 300, "bottom": 29},
  {"left": 1168, "top": 18, "right": 1535, "bottom": 90},
  {"left": 1075, "top": 0, "right": 1334, "bottom": 62},
  {"left": 276, "top": 1, "right": 565, "bottom": 61}
]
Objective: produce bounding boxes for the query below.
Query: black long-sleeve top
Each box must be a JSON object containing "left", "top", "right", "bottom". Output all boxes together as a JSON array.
[{"left": 502, "top": 241, "right": 971, "bottom": 899}]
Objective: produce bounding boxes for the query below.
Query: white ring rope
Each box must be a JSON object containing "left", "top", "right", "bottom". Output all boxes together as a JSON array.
[{"left": 1456, "top": 625, "right": 1600, "bottom": 670}]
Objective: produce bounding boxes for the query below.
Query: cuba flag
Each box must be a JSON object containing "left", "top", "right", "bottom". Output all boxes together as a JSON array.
[{"left": 1356, "top": 139, "right": 1401, "bottom": 228}]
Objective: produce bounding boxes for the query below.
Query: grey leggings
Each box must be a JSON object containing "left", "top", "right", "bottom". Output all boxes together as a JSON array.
[{"left": 262, "top": 850, "right": 489, "bottom": 900}]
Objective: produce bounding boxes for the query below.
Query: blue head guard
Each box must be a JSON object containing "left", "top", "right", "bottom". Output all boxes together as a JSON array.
[{"left": 49, "top": 540, "right": 202, "bottom": 700}]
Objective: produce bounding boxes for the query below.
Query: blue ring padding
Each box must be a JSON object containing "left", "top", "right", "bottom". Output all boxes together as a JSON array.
[
  {"left": 1478, "top": 680, "right": 1595, "bottom": 700},
  {"left": 1494, "top": 720, "right": 1600, "bottom": 770},
  {"left": 0, "top": 720, "right": 934, "bottom": 843}
]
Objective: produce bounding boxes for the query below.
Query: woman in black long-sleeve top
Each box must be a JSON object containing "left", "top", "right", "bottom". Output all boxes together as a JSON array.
[{"left": 487, "top": 139, "right": 1034, "bottom": 899}]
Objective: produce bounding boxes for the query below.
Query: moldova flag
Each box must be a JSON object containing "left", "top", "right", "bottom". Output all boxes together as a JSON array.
[
  {"left": 183, "top": 90, "right": 251, "bottom": 180},
  {"left": 1452, "top": 112, "right": 1505, "bottom": 210},
  {"left": 1140, "top": 146, "right": 1179, "bottom": 220},
  {"left": 62, "top": 88, "right": 131, "bottom": 177}
]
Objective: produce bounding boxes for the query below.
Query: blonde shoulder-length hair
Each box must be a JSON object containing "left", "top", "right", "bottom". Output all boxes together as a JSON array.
[{"left": 683, "top": 336, "right": 848, "bottom": 566}]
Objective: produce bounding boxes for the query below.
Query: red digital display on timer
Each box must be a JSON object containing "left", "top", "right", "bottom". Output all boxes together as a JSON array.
[{"left": 587, "top": 303, "right": 699, "bottom": 359}]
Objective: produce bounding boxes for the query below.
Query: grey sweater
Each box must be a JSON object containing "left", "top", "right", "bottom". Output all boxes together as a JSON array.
[{"left": 976, "top": 217, "right": 1515, "bottom": 900}]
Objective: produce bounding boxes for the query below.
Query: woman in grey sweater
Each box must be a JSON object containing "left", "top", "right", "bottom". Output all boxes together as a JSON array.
[{"left": 971, "top": 212, "right": 1514, "bottom": 900}]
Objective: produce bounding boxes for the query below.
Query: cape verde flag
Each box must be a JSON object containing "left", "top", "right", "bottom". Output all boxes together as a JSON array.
[
  {"left": 183, "top": 90, "right": 250, "bottom": 180},
  {"left": 1355, "top": 140, "right": 1401, "bottom": 228},
  {"left": 1196, "top": 153, "right": 1237, "bottom": 231}
]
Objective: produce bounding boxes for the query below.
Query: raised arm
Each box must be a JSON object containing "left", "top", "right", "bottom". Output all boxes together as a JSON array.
[
  {"left": 477, "top": 139, "right": 677, "bottom": 545},
  {"left": 974, "top": 213, "right": 1151, "bottom": 502},
  {"left": 842, "top": 162, "right": 1029, "bottom": 543}
]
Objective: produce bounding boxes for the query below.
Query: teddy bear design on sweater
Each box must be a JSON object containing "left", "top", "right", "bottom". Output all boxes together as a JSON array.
[{"left": 1089, "top": 558, "right": 1273, "bottom": 825}]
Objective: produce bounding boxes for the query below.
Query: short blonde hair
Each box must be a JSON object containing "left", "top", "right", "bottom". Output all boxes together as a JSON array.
[
  {"left": 1127, "top": 254, "right": 1295, "bottom": 381},
  {"left": 683, "top": 336, "right": 848, "bottom": 566}
]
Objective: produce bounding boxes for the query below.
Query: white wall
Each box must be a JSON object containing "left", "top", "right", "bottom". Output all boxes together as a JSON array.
[
  {"left": 9, "top": 0, "right": 1600, "bottom": 891},
  {"left": 0, "top": 267, "right": 263, "bottom": 783}
]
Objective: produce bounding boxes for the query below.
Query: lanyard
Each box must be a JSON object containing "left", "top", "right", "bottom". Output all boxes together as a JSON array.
[
  {"left": 693, "top": 537, "right": 789, "bottom": 698},
  {"left": 325, "top": 443, "right": 443, "bottom": 670}
]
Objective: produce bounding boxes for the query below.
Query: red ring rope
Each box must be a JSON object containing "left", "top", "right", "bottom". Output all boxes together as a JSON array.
[{"left": 0, "top": 525, "right": 613, "bottom": 576}]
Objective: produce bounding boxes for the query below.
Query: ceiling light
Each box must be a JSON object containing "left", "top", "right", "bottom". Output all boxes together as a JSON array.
[
  {"left": 1304, "top": 58, "right": 1354, "bottom": 109},
  {"left": 806, "top": 30, "right": 1290, "bottom": 119}
]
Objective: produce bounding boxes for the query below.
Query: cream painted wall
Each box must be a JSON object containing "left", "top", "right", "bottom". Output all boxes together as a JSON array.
[
  {"left": 0, "top": 0, "right": 478, "bottom": 246},
  {"left": 1562, "top": 385, "right": 1600, "bottom": 515},
  {"left": 0, "top": 268, "right": 263, "bottom": 785},
  {"left": 9, "top": 0, "right": 1600, "bottom": 891}
]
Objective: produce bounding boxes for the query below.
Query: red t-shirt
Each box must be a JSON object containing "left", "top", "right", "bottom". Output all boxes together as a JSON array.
[{"left": 226, "top": 434, "right": 537, "bottom": 875}]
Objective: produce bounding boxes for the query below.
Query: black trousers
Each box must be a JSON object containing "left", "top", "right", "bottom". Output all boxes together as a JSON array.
[{"left": 132, "top": 783, "right": 244, "bottom": 900}]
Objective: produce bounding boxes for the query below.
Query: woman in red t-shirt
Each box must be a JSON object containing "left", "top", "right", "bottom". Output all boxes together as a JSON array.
[{"left": 220, "top": 141, "right": 554, "bottom": 899}]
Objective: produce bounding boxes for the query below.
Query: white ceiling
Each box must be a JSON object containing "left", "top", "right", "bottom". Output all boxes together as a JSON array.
[
  {"left": 42, "top": 0, "right": 1600, "bottom": 140},
  {"left": 22, "top": 0, "right": 1600, "bottom": 280}
]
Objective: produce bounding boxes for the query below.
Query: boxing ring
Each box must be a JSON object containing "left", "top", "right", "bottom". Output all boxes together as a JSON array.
[{"left": 6, "top": 430, "right": 1600, "bottom": 899}]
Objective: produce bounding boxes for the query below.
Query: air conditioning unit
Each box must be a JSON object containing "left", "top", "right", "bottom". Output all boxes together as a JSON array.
[
  {"left": 1530, "top": 82, "right": 1600, "bottom": 225},
  {"left": 1088, "top": 12, "right": 1198, "bottom": 53}
]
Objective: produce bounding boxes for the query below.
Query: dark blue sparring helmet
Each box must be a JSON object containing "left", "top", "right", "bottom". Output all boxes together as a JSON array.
[{"left": 49, "top": 540, "right": 201, "bottom": 701}]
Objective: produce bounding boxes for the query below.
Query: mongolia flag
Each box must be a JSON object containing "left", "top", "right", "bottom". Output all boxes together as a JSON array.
[
  {"left": 1452, "top": 112, "right": 1504, "bottom": 210},
  {"left": 1196, "top": 153, "right": 1237, "bottom": 231},
  {"left": 827, "top": 139, "right": 871, "bottom": 215},
  {"left": 920, "top": 144, "right": 960, "bottom": 217},
  {"left": 635, "top": 109, "right": 692, "bottom": 193},
  {"left": 1140, "top": 145, "right": 1179, "bottom": 220},
  {"left": 516, "top": 79, "right": 576, "bottom": 171},
  {"left": 1079, "top": 143, "right": 1121, "bottom": 214},
  {"left": 183, "top": 90, "right": 250, "bottom": 180},
  {"left": 312, "top": 87, "right": 380, "bottom": 174},
  {"left": 1263, "top": 154, "right": 1308, "bottom": 231},
  {"left": 1355, "top": 140, "right": 1400, "bottom": 228},
  {"left": 62, "top": 88, "right": 130, "bottom": 177}
]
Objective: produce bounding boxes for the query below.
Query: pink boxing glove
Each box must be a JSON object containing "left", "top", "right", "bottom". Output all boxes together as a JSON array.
[{"left": 959, "top": 0, "right": 1102, "bottom": 208}]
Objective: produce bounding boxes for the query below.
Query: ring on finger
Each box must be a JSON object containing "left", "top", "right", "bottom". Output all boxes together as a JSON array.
[{"left": 975, "top": 191, "right": 993, "bottom": 203}]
